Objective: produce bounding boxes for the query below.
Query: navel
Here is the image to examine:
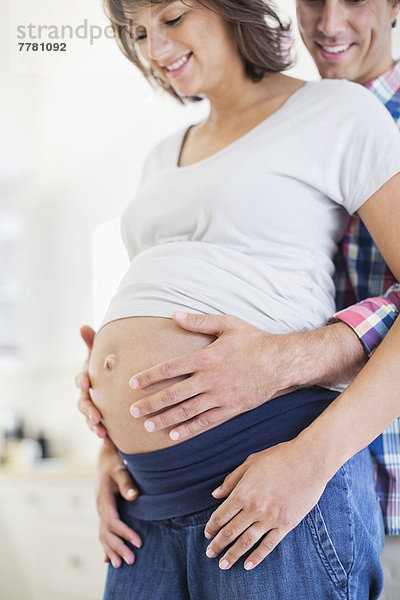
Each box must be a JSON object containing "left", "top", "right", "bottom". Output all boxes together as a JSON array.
[{"left": 103, "top": 353, "right": 118, "bottom": 371}]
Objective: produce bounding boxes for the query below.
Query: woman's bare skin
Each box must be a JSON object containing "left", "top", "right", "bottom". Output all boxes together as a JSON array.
[{"left": 88, "top": 316, "right": 214, "bottom": 453}]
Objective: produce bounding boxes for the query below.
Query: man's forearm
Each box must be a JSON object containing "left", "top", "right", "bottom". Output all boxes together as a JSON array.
[
  {"left": 124, "top": 313, "right": 371, "bottom": 439},
  {"left": 283, "top": 321, "right": 367, "bottom": 391}
]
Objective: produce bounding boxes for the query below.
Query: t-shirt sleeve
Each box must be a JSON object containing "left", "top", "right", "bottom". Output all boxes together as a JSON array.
[
  {"left": 137, "top": 145, "right": 160, "bottom": 188},
  {"left": 120, "top": 128, "right": 185, "bottom": 259},
  {"left": 336, "top": 83, "right": 400, "bottom": 215},
  {"left": 137, "top": 127, "right": 185, "bottom": 187}
]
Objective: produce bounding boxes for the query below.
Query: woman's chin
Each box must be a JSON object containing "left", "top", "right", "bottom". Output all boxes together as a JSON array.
[
  {"left": 173, "top": 85, "right": 200, "bottom": 97},
  {"left": 165, "top": 78, "right": 203, "bottom": 99}
]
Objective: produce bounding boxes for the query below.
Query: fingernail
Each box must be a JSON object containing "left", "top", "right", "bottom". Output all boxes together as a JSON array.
[
  {"left": 211, "top": 487, "right": 221, "bottom": 497},
  {"left": 204, "top": 529, "right": 212, "bottom": 540},
  {"left": 244, "top": 561, "right": 254, "bottom": 571},
  {"left": 206, "top": 548, "right": 216, "bottom": 558},
  {"left": 131, "top": 539, "right": 142, "bottom": 549},
  {"left": 219, "top": 559, "right": 230, "bottom": 570},
  {"left": 88, "top": 413, "right": 94, "bottom": 424},
  {"left": 174, "top": 311, "right": 188, "bottom": 320},
  {"left": 170, "top": 430, "right": 180, "bottom": 441},
  {"left": 129, "top": 377, "right": 139, "bottom": 389},
  {"left": 111, "top": 560, "right": 120, "bottom": 568},
  {"left": 144, "top": 420, "right": 155, "bottom": 432},
  {"left": 130, "top": 405, "right": 140, "bottom": 418},
  {"left": 126, "top": 489, "right": 136, "bottom": 498},
  {"left": 123, "top": 555, "right": 133, "bottom": 565}
]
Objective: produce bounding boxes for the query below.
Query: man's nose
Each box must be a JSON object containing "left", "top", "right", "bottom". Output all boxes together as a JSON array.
[{"left": 318, "top": 0, "right": 347, "bottom": 38}]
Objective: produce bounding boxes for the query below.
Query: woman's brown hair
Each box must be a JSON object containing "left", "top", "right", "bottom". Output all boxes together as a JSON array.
[{"left": 104, "top": 0, "right": 293, "bottom": 103}]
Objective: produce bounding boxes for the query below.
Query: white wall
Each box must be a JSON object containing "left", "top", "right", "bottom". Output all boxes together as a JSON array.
[{"left": 1, "top": 0, "right": 207, "bottom": 458}]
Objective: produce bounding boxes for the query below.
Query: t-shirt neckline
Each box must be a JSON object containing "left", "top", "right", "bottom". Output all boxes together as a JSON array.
[{"left": 175, "top": 81, "right": 312, "bottom": 171}]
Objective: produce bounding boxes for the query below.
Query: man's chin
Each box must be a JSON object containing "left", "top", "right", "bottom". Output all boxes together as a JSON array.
[{"left": 314, "top": 61, "right": 354, "bottom": 81}]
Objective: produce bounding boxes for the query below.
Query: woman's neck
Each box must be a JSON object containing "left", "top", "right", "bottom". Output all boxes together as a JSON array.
[{"left": 204, "top": 72, "right": 292, "bottom": 128}]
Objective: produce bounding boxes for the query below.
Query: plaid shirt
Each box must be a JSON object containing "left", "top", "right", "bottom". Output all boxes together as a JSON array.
[{"left": 334, "top": 60, "right": 400, "bottom": 535}]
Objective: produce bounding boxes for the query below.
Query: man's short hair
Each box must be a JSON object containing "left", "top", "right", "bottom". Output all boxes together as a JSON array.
[{"left": 391, "top": 0, "right": 400, "bottom": 27}]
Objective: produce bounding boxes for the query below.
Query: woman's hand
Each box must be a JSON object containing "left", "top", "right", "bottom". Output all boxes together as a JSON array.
[
  {"left": 76, "top": 325, "right": 112, "bottom": 446},
  {"left": 203, "top": 437, "right": 330, "bottom": 571},
  {"left": 96, "top": 444, "right": 142, "bottom": 567}
]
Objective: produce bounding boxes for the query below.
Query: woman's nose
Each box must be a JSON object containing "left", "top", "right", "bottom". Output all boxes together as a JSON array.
[{"left": 147, "top": 29, "right": 173, "bottom": 62}]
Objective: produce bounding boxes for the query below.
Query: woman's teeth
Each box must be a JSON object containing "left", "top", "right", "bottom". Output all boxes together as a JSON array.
[
  {"left": 321, "top": 44, "right": 352, "bottom": 55},
  {"left": 166, "top": 54, "right": 191, "bottom": 72}
]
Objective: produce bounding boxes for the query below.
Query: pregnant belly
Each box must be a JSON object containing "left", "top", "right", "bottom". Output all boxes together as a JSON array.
[{"left": 88, "top": 317, "right": 215, "bottom": 454}]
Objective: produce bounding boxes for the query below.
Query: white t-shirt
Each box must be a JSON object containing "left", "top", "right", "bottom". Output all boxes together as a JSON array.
[{"left": 101, "top": 80, "right": 400, "bottom": 334}]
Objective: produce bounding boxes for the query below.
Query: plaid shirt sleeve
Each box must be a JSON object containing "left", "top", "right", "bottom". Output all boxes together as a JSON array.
[
  {"left": 339, "top": 61, "right": 400, "bottom": 536},
  {"left": 335, "top": 284, "right": 400, "bottom": 357}
]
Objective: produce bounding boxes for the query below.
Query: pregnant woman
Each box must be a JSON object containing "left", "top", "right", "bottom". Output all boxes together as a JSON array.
[{"left": 82, "top": 0, "right": 400, "bottom": 598}]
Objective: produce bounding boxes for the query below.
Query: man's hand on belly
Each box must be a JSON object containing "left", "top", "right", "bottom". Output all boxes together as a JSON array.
[
  {"left": 128, "top": 313, "right": 296, "bottom": 440},
  {"left": 127, "top": 312, "right": 367, "bottom": 442}
]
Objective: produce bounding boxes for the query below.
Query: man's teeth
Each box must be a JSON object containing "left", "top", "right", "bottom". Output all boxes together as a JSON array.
[
  {"left": 166, "top": 54, "right": 190, "bottom": 71},
  {"left": 321, "top": 44, "right": 351, "bottom": 55}
]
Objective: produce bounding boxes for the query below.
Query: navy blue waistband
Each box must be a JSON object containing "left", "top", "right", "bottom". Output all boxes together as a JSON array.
[{"left": 119, "top": 387, "right": 339, "bottom": 520}]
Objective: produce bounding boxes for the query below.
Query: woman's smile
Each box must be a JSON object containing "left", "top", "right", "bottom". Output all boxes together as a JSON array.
[{"left": 163, "top": 51, "right": 193, "bottom": 79}]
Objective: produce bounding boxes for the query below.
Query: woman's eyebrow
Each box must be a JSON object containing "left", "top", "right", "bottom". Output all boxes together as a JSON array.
[{"left": 130, "top": 2, "right": 180, "bottom": 25}]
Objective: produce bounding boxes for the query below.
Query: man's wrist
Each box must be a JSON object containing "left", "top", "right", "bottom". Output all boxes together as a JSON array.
[{"left": 282, "top": 321, "right": 367, "bottom": 390}]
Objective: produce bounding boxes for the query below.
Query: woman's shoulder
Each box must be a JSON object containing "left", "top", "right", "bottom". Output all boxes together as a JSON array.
[
  {"left": 138, "top": 128, "right": 185, "bottom": 184},
  {"left": 149, "top": 128, "right": 186, "bottom": 160},
  {"left": 143, "top": 126, "right": 191, "bottom": 173},
  {"left": 304, "top": 78, "right": 384, "bottom": 110},
  {"left": 293, "top": 78, "right": 394, "bottom": 131}
]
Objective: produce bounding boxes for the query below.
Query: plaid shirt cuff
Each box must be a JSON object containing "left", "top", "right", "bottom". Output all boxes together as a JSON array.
[{"left": 335, "top": 285, "right": 400, "bottom": 357}]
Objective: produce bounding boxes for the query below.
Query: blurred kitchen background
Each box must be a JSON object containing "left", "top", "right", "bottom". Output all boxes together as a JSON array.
[{"left": 1, "top": 1, "right": 400, "bottom": 599}]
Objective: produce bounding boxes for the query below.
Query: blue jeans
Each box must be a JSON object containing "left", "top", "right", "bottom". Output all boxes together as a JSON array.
[{"left": 104, "top": 448, "right": 385, "bottom": 600}]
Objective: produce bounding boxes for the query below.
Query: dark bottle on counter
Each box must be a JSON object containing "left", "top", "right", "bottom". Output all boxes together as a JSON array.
[
  {"left": 37, "top": 431, "right": 49, "bottom": 459},
  {"left": 4, "top": 415, "right": 24, "bottom": 467}
]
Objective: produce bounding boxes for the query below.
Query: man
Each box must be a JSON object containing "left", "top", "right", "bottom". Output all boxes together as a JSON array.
[
  {"left": 298, "top": 0, "right": 400, "bottom": 535},
  {"left": 77, "top": 0, "right": 400, "bottom": 569}
]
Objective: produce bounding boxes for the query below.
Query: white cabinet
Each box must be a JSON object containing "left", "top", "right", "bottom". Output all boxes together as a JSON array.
[
  {"left": 0, "top": 211, "right": 23, "bottom": 371},
  {"left": 0, "top": 470, "right": 107, "bottom": 600}
]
